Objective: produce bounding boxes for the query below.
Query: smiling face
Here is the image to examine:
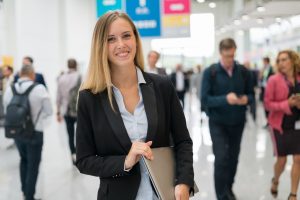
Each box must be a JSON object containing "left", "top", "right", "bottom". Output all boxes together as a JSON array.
[{"left": 107, "top": 18, "right": 137, "bottom": 70}]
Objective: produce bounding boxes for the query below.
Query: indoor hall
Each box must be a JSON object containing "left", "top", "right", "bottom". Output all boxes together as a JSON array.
[
  {"left": 1, "top": 0, "right": 300, "bottom": 200},
  {"left": 0, "top": 95, "right": 294, "bottom": 200}
]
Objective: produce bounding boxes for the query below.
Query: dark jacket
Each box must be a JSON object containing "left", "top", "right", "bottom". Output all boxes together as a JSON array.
[
  {"left": 76, "top": 72, "right": 194, "bottom": 200},
  {"left": 14, "top": 72, "right": 47, "bottom": 88},
  {"left": 201, "top": 62, "right": 254, "bottom": 125},
  {"left": 170, "top": 72, "right": 189, "bottom": 92}
]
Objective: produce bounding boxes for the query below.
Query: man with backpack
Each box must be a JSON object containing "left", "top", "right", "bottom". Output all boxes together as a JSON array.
[
  {"left": 201, "top": 38, "right": 254, "bottom": 200},
  {"left": 56, "top": 58, "right": 81, "bottom": 164},
  {"left": 3, "top": 65, "right": 52, "bottom": 200}
]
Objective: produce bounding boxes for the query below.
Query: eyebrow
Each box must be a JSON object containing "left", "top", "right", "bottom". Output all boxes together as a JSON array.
[{"left": 108, "top": 31, "right": 131, "bottom": 37}]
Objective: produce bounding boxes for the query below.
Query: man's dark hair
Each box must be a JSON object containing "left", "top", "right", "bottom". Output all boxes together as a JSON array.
[
  {"left": 263, "top": 57, "right": 270, "bottom": 63},
  {"left": 68, "top": 58, "right": 77, "bottom": 69},
  {"left": 23, "top": 56, "right": 34, "bottom": 64},
  {"left": 219, "top": 38, "right": 237, "bottom": 53}
]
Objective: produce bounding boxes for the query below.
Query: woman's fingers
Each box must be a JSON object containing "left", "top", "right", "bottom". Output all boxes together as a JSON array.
[{"left": 130, "top": 141, "right": 154, "bottom": 160}]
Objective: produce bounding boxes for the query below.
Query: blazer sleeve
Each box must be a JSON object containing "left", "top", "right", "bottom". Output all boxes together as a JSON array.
[
  {"left": 264, "top": 76, "right": 292, "bottom": 114},
  {"left": 167, "top": 81, "right": 194, "bottom": 188},
  {"left": 76, "top": 91, "right": 131, "bottom": 178}
]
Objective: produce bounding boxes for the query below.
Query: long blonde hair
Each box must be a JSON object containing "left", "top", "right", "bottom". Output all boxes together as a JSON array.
[{"left": 80, "top": 11, "right": 144, "bottom": 109}]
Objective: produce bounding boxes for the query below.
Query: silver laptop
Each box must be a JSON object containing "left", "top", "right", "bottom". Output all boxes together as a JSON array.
[
  {"left": 143, "top": 147, "right": 199, "bottom": 200},
  {"left": 142, "top": 147, "right": 176, "bottom": 200}
]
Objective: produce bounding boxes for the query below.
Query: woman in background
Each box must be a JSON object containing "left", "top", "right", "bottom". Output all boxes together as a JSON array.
[{"left": 264, "top": 50, "right": 300, "bottom": 200}]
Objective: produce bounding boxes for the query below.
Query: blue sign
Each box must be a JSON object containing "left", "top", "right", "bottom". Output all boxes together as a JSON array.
[
  {"left": 97, "top": 0, "right": 122, "bottom": 18},
  {"left": 126, "top": 0, "right": 161, "bottom": 37}
]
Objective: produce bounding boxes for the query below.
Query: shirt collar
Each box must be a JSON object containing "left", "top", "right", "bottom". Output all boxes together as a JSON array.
[
  {"left": 18, "top": 77, "right": 32, "bottom": 82},
  {"left": 112, "top": 67, "right": 146, "bottom": 90},
  {"left": 136, "top": 67, "right": 146, "bottom": 85}
]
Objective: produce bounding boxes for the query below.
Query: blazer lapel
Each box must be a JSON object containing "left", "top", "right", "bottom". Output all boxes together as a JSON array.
[
  {"left": 140, "top": 78, "right": 158, "bottom": 142},
  {"left": 100, "top": 91, "right": 132, "bottom": 152}
]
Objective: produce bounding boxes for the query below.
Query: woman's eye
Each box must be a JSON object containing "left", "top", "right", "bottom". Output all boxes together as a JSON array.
[
  {"left": 108, "top": 37, "right": 116, "bottom": 43},
  {"left": 123, "top": 34, "right": 131, "bottom": 39}
]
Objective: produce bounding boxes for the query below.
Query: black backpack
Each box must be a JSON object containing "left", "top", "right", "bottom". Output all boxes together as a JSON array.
[{"left": 4, "top": 83, "right": 38, "bottom": 139}]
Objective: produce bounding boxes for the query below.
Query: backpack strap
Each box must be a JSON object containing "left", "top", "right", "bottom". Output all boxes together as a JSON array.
[
  {"left": 11, "top": 85, "right": 18, "bottom": 95},
  {"left": 23, "top": 83, "right": 38, "bottom": 96}
]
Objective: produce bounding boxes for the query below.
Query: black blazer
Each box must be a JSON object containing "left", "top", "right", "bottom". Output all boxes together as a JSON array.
[{"left": 76, "top": 72, "right": 194, "bottom": 200}]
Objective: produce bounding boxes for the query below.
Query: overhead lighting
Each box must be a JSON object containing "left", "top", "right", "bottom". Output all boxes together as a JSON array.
[
  {"left": 275, "top": 17, "right": 282, "bottom": 23},
  {"left": 209, "top": 2, "right": 216, "bottom": 8},
  {"left": 197, "top": 0, "right": 205, "bottom": 3},
  {"left": 242, "top": 14, "right": 250, "bottom": 21},
  {"left": 257, "top": 5, "right": 266, "bottom": 12},
  {"left": 237, "top": 30, "right": 244, "bottom": 36},
  {"left": 220, "top": 28, "right": 226, "bottom": 33},
  {"left": 234, "top": 19, "right": 241, "bottom": 26},
  {"left": 257, "top": 18, "right": 264, "bottom": 24}
]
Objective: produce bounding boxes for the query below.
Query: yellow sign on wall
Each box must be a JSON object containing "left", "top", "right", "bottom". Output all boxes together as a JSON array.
[
  {"left": 0, "top": 56, "right": 14, "bottom": 67},
  {"left": 163, "top": 14, "right": 190, "bottom": 27}
]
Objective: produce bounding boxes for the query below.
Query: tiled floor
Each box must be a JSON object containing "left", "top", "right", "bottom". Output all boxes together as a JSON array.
[{"left": 0, "top": 94, "right": 295, "bottom": 200}]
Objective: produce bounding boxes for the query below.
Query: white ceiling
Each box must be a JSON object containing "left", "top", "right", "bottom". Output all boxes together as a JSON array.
[{"left": 216, "top": 0, "right": 300, "bottom": 32}]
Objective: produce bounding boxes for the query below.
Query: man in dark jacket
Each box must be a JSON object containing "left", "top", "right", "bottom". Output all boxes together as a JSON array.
[
  {"left": 14, "top": 56, "right": 47, "bottom": 88},
  {"left": 201, "top": 38, "right": 254, "bottom": 200}
]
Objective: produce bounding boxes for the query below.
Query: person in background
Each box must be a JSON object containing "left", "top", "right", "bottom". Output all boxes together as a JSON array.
[
  {"left": 244, "top": 61, "right": 257, "bottom": 121},
  {"left": 3, "top": 65, "right": 52, "bottom": 200},
  {"left": 75, "top": 11, "right": 194, "bottom": 200},
  {"left": 260, "top": 57, "right": 274, "bottom": 127},
  {"left": 264, "top": 50, "right": 300, "bottom": 200},
  {"left": 190, "top": 64, "right": 203, "bottom": 103},
  {"left": 170, "top": 64, "right": 188, "bottom": 108},
  {"left": 201, "top": 38, "right": 254, "bottom": 200},
  {"left": 14, "top": 56, "right": 47, "bottom": 88},
  {"left": 1, "top": 65, "right": 15, "bottom": 148},
  {"left": 56, "top": 58, "right": 81, "bottom": 164},
  {"left": 145, "top": 50, "right": 167, "bottom": 75},
  {"left": 2, "top": 65, "right": 14, "bottom": 93}
]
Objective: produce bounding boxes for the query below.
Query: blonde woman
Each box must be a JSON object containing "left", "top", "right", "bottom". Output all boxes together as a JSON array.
[
  {"left": 264, "top": 50, "right": 300, "bottom": 200},
  {"left": 75, "top": 11, "right": 194, "bottom": 200}
]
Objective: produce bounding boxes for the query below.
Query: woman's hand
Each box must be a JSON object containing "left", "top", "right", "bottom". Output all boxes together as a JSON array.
[
  {"left": 124, "top": 141, "right": 153, "bottom": 170},
  {"left": 175, "top": 184, "right": 190, "bottom": 200},
  {"left": 288, "top": 95, "right": 297, "bottom": 107}
]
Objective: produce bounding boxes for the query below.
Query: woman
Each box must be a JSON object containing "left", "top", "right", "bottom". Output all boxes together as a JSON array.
[
  {"left": 75, "top": 11, "right": 194, "bottom": 200},
  {"left": 264, "top": 50, "right": 300, "bottom": 200}
]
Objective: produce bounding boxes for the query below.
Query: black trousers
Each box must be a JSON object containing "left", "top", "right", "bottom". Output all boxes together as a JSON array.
[
  {"left": 209, "top": 120, "right": 245, "bottom": 200},
  {"left": 15, "top": 132, "right": 43, "bottom": 200},
  {"left": 64, "top": 115, "right": 77, "bottom": 154}
]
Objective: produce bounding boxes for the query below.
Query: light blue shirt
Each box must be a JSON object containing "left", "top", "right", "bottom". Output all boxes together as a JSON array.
[{"left": 112, "top": 67, "right": 157, "bottom": 200}]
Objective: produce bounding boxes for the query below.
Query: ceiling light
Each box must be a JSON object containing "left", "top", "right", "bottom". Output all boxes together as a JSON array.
[
  {"left": 256, "top": 18, "right": 264, "bottom": 24},
  {"left": 220, "top": 28, "right": 226, "bottom": 33},
  {"left": 209, "top": 2, "right": 216, "bottom": 8},
  {"left": 237, "top": 30, "right": 244, "bottom": 36},
  {"left": 197, "top": 0, "right": 205, "bottom": 3},
  {"left": 234, "top": 19, "right": 241, "bottom": 25},
  {"left": 242, "top": 14, "right": 249, "bottom": 20},
  {"left": 257, "top": 5, "right": 265, "bottom": 12},
  {"left": 275, "top": 17, "right": 282, "bottom": 23}
]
